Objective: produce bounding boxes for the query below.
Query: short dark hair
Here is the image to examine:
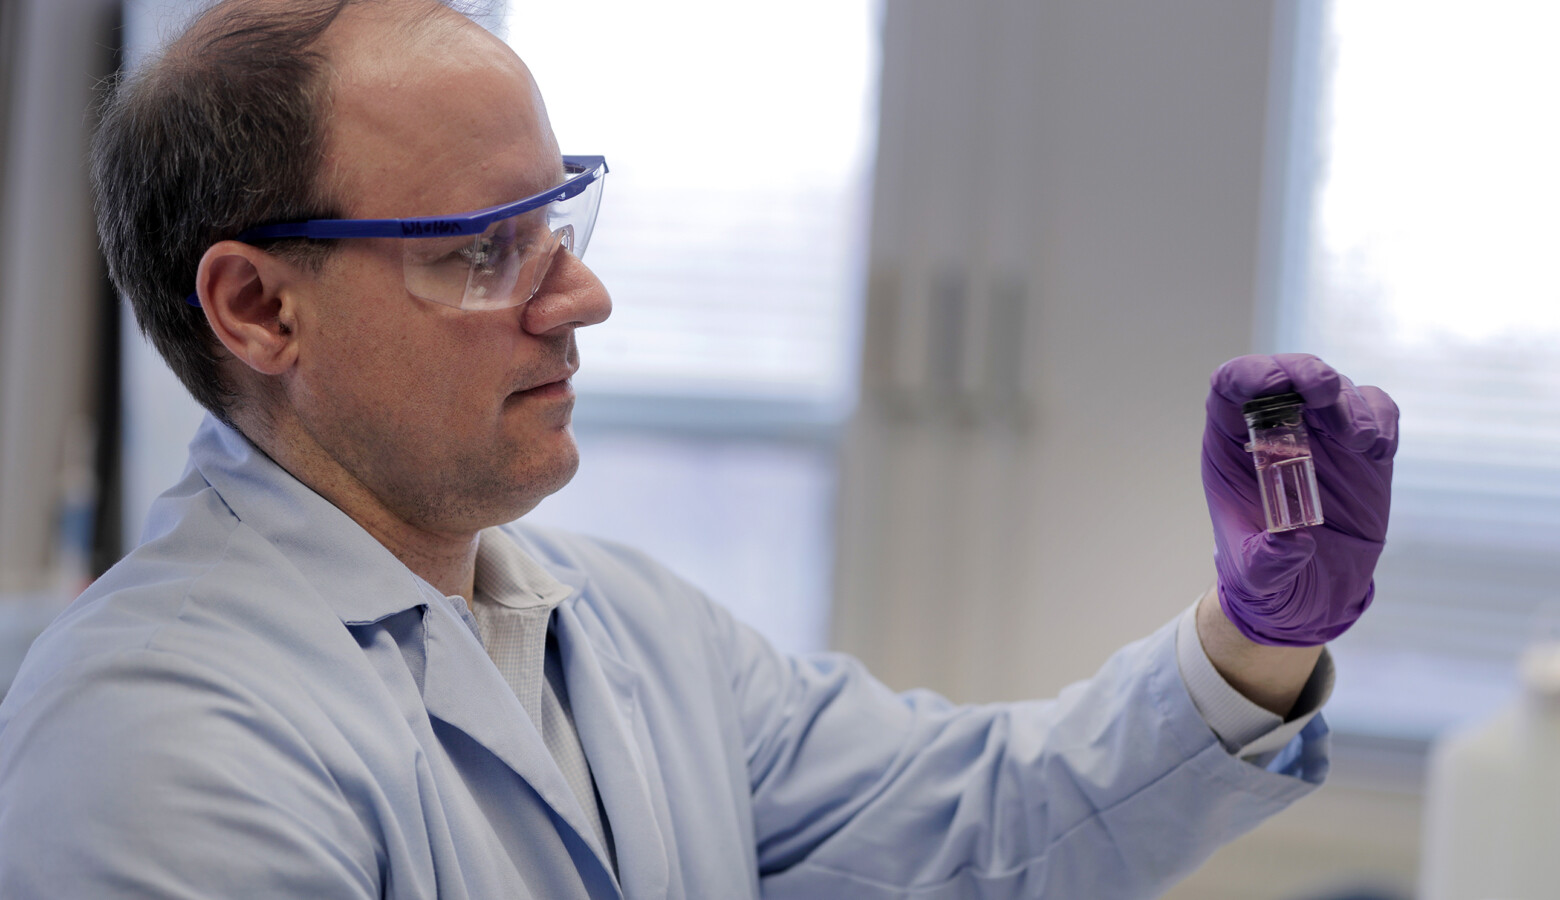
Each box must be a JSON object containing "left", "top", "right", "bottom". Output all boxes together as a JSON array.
[{"left": 90, "top": 0, "right": 356, "bottom": 423}]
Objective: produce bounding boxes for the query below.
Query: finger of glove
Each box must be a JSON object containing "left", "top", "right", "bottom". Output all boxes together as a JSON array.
[
  {"left": 1337, "top": 383, "right": 1398, "bottom": 462},
  {"left": 1362, "top": 385, "right": 1400, "bottom": 460},
  {"left": 1275, "top": 353, "right": 1345, "bottom": 410},
  {"left": 1206, "top": 353, "right": 1340, "bottom": 441},
  {"left": 1236, "top": 526, "right": 1317, "bottom": 596},
  {"left": 1302, "top": 374, "right": 1394, "bottom": 455}
]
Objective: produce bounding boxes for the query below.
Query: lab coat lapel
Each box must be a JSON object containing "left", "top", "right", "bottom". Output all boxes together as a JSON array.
[
  {"left": 193, "top": 415, "right": 631, "bottom": 888},
  {"left": 419, "top": 596, "right": 621, "bottom": 888},
  {"left": 555, "top": 600, "right": 673, "bottom": 900}
]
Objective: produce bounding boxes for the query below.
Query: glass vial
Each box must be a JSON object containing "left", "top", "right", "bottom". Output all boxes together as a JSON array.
[{"left": 1241, "top": 392, "right": 1324, "bottom": 533}]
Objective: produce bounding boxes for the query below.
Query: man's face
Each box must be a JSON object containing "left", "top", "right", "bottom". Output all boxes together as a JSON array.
[{"left": 279, "top": 11, "right": 611, "bottom": 535}]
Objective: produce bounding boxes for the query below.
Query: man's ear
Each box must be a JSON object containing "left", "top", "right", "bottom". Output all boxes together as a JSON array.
[{"left": 194, "top": 241, "right": 304, "bottom": 376}]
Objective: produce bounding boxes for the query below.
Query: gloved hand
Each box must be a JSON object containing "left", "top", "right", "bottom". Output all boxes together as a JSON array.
[{"left": 1202, "top": 354, "right": 1398, "bottom": 647}]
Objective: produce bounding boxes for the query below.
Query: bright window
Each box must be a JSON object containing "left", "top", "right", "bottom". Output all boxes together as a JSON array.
[
  {"left": 507, "top": 0, "right": 878, "bottom": 403},
  {"left": 506, "top": 1, "right": 881, "bottom": 653},
  {"left": 1285, "top": 1, "right": 1560, "bottom": 738}
]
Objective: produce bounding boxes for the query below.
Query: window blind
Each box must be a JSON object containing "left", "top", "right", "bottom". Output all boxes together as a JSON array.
[{"left": 1291, "top": 0, "right": 1560, "bottom": 738}]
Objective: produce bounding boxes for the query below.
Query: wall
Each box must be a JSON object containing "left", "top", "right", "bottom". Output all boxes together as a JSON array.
[
  {"left": 833, "top": 2, "right": 1423, "bottom": 896},
  {"left": 0, "top": 0, "right": 118, "bottom": 595},
  {"left": 837, "top": 0, "right": 1275, "bottom": 702}
]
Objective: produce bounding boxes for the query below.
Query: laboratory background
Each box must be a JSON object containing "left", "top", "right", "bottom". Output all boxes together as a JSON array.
[{"left": 2, "top": 0, "right": 1557, "bottom": 897}]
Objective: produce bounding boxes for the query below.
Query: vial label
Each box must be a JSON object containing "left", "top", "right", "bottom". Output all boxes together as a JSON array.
[{"left": 1256, "top": 454, "right": 1324, "bottom": 532}]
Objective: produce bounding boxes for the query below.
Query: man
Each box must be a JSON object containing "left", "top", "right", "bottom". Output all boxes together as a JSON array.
[{"left": 0, "top": 0, "right": 1397, "bottom": 896}]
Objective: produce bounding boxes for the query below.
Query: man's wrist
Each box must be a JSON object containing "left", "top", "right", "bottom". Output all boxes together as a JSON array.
[{"left": 1196, "top": 586, "right": 1324, "bottom": 718}]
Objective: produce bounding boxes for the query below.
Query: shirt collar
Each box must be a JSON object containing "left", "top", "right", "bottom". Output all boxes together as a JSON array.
[{"left": 472, "top": 527, "right": 573, "bottom": 613}]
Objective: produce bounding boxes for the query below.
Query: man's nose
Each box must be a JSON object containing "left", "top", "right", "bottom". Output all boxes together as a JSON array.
[{"left": 520, "top": 248, "right": 612, "bottom": 335}]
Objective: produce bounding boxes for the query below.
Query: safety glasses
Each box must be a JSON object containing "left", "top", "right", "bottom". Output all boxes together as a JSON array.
[{"left": 188, "top": 155, "right": 607, "bottom": 311}]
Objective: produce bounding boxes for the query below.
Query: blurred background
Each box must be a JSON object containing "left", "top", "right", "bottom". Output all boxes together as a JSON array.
[{"left": 3, "top": 1, "right": 1558, "bottom": 897}]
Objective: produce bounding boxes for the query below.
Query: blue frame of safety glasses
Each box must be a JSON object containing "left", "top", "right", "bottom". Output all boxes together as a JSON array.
[{"left": 185, "top": 155, "right": 608, "bottom": 307}]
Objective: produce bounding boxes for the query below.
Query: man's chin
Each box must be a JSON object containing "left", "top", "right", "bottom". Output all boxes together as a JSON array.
[{"left": 497, "top": 445, "right": 581, "bottom": 523}]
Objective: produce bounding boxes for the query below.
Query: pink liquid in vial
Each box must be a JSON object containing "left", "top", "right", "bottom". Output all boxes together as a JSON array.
[
  {"left": 1255, "top": 453, "right": 1323, "bottom": 533},
  {"left": 1243, "top": 392, "right": 1324, "bottom": 533}
]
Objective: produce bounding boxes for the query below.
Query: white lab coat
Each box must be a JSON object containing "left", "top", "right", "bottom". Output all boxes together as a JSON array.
[{"left": 0, "top": 416, "right": 1325, "bottom": 898}]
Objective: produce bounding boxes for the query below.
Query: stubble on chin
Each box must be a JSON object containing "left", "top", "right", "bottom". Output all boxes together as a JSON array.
[{"left": 393, "top": 429, "right": 581, "bottom": 532}]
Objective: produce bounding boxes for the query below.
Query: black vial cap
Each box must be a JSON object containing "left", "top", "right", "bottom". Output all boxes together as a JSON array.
[
  {"left": 1242, "top": 391, "right": 1306, "bottom": 428},
  {"left": 1241, "top": 391, "right": 1305, "bottom": 415}
]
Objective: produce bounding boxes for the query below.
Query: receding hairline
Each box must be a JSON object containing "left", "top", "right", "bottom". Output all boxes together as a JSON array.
[
  {"left": 152, "top": 0, "right": 501, "bottom": 220},
  {"left": 168, "top": 0, "right": 478, "bottom": 73}
]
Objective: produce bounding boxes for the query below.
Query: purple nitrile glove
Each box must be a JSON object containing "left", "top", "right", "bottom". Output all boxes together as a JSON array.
[{"left": 1201, "top": 354, "right": 1398, "bottom": 647}]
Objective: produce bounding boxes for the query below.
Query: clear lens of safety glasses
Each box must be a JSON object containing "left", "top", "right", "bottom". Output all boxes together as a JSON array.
[
  {"left": 216, "top": 156, "right": 608, "bottom": 312},
  {"left": 401, "top": 172, "right": 604, "bottom": 311}
]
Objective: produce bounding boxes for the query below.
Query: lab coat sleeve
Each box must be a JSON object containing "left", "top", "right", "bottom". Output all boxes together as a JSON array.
[
  {"left": 0, "top": 648, "right": 382, "bottom": 899},
  {"left": 718, "top": 610, "right": 1326, "bottom": 899}
]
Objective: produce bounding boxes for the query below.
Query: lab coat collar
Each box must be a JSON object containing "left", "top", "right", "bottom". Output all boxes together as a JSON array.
[
  {"left": 187, "top": 415, "right": 451, "bottom": 627},
  {"left": 415, "top": 550, "right": 669, "bottom": 896},
  {"left": 417, "top": 587, "right": 624, "bottom": 893},
  {"left": 554, "top": 599, "right": 674, "bottom": 899},
  {"left": 469, "top": 535, "right": 675, "bottom": 896}
]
